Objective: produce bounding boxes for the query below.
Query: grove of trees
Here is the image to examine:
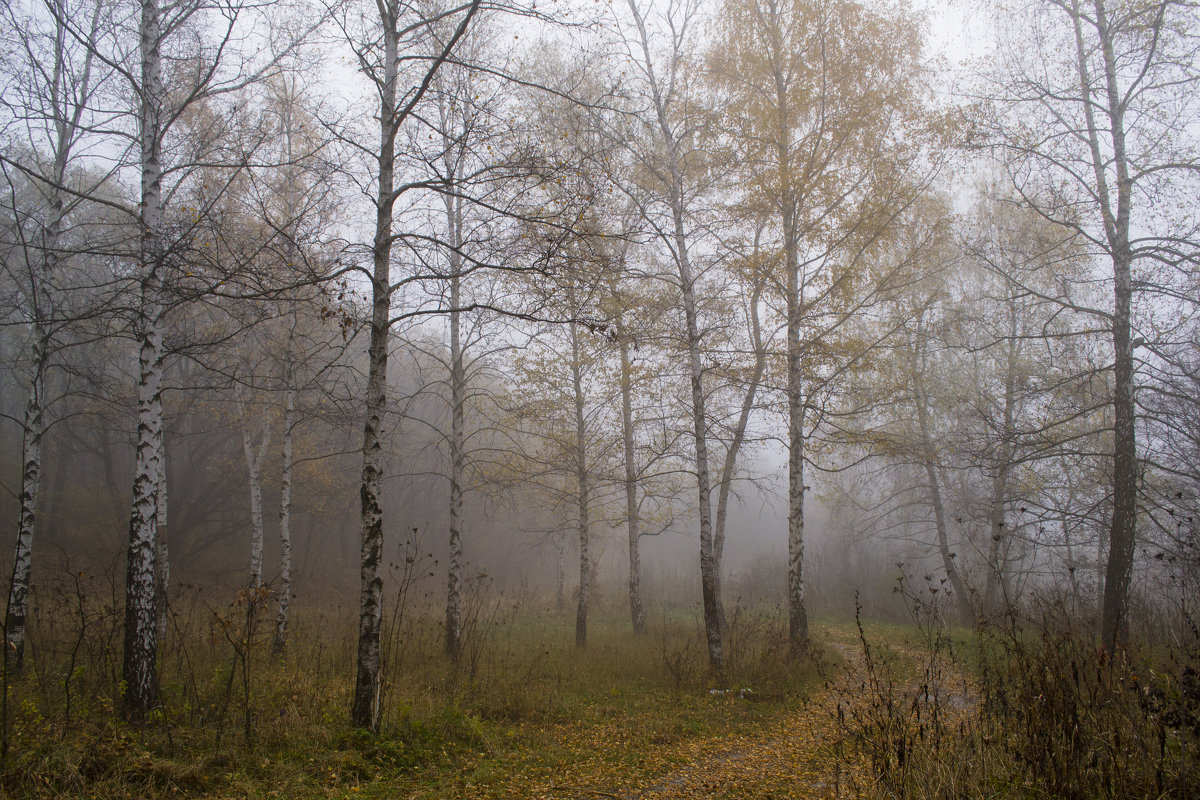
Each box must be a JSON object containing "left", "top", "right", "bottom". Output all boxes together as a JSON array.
[{"left": 1, "top": 0, "right": 1196, "bottom": 746}]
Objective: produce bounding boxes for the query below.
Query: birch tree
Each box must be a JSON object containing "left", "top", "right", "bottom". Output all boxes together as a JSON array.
[
  {"left": 604, "top": 248, "right": 653, "bottom": 635},
  {"left": 617, "top": 0, "right": 727, "bottom": 671},
  {"left": 250, "top": 75, "right": 339, "bottom": 652},
  {"left": 512, "top": 283, "right": 612, "bottom": 648},
  {"left": 331, "top": 0, "right": 483, "bottom": 731},
  {"left": 0, "top": 0, "right": 112, "bottom": 674},
  {"left": 709, "top": 228, "right": 774, "bottom": 621},
  {"left": 710, "top": 0, "right": 932, "bottom": 656},
  {"left": 980, "top": 0, "right": 1200, "bottom": 652},
  {"left": 417, "top": 22, "right": 526, "bottom": 659},
  {"left": 238, "top": 386, "right": 272, "bottom": 591},
  {"left": 112, "top": 0, "right": 320, "bottom": 721}
]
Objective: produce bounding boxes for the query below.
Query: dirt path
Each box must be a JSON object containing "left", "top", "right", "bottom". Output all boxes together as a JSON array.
[
  {"left": 515, "top": 635, "right": 972, "bottom": 800},
  {"left": 626, "top": 696, "right": 856, "bottom": 799},
  {"left": 522, "top": 645, "right": 872, "bottom": 800}
]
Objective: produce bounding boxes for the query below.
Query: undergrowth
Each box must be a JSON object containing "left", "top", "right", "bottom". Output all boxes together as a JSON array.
[
  {"left": 835, "top": 576, "right": 1200, "bottom": 800},
  {"left": 0, "top": 571, "right": 827, "bottom": 799}
]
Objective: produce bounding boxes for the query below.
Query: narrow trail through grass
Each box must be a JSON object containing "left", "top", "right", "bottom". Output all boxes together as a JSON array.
[
  {"left": 391, "top": 631, "right": 894, "bottom": 800},
  {"left": 7, "top": 613, "right": 948, "bottom": 799},
  {"left": 10, "top": 601, "right": 1193, "bottom": 798}
]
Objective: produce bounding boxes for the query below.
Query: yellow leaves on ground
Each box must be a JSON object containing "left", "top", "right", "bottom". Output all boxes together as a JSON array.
[{"left": 424, "top": 682, "right": 870, "bottom": 800}]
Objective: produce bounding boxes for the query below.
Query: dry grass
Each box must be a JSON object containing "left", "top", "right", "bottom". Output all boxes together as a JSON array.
[
  {"left": 1, "top": 580, "right": 830, "bottom": 799},
  {"left": 832, "top": 584, "right": 1200, "bottom": 800}
]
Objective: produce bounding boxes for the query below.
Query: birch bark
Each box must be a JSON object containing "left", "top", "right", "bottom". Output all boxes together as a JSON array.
[
  {"left": 444, "top": 194, "right": 465, "bottom": 659},
  {"left": 626, "top": 0, "right": 723, "bottom": 671},
  {"left": 784, "top": 222, "right": 808, "bottom": 657},
  {"left": 349, "top": 0, "right": 482, "bottom": 729},
  {"left": 616, "top": 319, "right": 646, "bottom": 634},
  {"left": 4, "top": 0, "right": 103, "bottom": 676},
  {"left": 983, "top": 312, "right": 1020, "bottom": 616},
  {"left": 6, "top": 348, "right": 46, "bottom": 675},
  {"left": 566, "top": 278, "right": 595, "bottom": 647},
  {"left": 1083, "top": 0, "right": 1137, "bottom": 654},
  {"left": 569, "top": 308, "right": 591, "bottom": 648},
  {"left": 350, "top": 7, "right": 396, "bottom": 724},
  {"left": 712, "top": 270, "right": 767, "bottom": 629},
  {"left": 155, "top": 442, "right": 169, "bottom": 643},
  {"left": 123, "top": 0, "right": 167, "bottom": 721},
  {"left": 555, "top": 539, "right": 565, "bottom": 611},
  {"left": 274, "top": 388, "right": 295, "bottom": 653},
  {"left": 240, "top": 405, "right": 271, "bottom": 591}
]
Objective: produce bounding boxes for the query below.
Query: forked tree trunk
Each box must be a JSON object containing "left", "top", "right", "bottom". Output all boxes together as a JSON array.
[
  {"left": 983, "top": 469, "right": 1012, "bottom": 615},
  {"left": 914, "top": 416, "right": 973, "bottom": 624},
  {"left": 240, "top": 407, "right": 271, "bottom": 591},
  {"left": 713, "top": 270, "right": 767, "bottom": 639},
  {"left": 1069, "top": 0, "right": 1137, "bottom": 654},
  {"left": 910, "top": 324, "right": 974, "bottom": 625},
  {"left": 983, "top": 313, "right": 1019, "bottom": 617}
]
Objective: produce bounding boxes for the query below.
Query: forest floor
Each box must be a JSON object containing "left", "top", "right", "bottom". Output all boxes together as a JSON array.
[
  {"left": 6, "top": 613, "right": 950, "bottom": 800},
  {"left": 11, "top": 600, "right": 1193, "bottom": 799},
  {"left": 489, "top": 670, "right": 865, "bottom": 800},
  {"left": 286, "top": 624, "right": 912, "bottom": 800}
]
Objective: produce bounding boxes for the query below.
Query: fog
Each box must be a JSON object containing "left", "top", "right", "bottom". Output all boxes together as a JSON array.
[{"left": 0, "top": 0, "right": 1197, "bottom": 792}]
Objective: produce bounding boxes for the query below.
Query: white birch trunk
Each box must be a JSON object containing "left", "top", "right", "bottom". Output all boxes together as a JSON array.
[
  {"left": 570, "top": 318, "right": 591, "bottom": 648},
  {"left": 240, "top": 406, "right": 271, "bottom": 591},
  {"left": 5, "top": 0, "right": 101, "bottom": 673},
  {"left": 445, "top": 193, "right": 465, "bottom": 659},
  {"left": 672, "top": 128, "right": 722, "bottom": 676},
  {"left": 782, "top": 197, "right": 808, "bottom": 657},
  {"left": 6, "top": 204, "right": 58, "bottom": 676},
  {"left": 6, "top": 348, "right": 46, "bottom": 675},
  {"left": 123, "top": 0, "right": 166, "bottom": 721},
  {"left": 627, "top": 0, "right": 723, "bottom": 670},
  {"left": 555, "top": 538, "right": 565, "bottom": 612},
  {"left": 1087, "top": 0, "right": 1137, "bottom": 654},
  {"left": 785, "top": 337, "right": 807, "bottom": 659},
  {"left": 274, "top": 389, "right": 295, "bottom": 653},
  {"left": 351, "top": 8, "right": 398, "bottom": 731},
  {"left": 983, "top": 312, "right": 1020, "bottom": 616},
  {"left": 1062, "top": 0, "right": 1138, "bottom": 651},
  {"left": 124, "top": 308, "right": 165, "bottom": 721},
  {"left": 910, "top": 320, "right": 974, "bottom": 625},
  {"left": 617, "top": 323, "right": 646, "bottom": 635},
  {"left": 350, "top": 0, "right": 481, "bottom": 729},
  {"left": 155, "top": 442, "right": 169, "bottom": 643},
  {"left": 712, "top": 272, "right": 767, "bottom": 639}
]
